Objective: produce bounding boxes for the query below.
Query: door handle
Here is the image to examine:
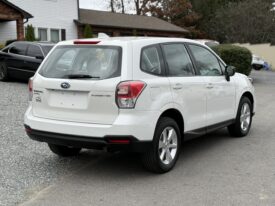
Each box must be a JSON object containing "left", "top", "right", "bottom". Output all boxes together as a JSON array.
[
  {"left": 206, "top": 83, "right": 214, "bottom": 89},
  {"left": 173, "top": 83, "right": 183, "bottom": 90}
]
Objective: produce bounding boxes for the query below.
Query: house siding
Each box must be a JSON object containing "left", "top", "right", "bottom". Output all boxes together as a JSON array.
[{"left": 0, "top": 0, "right": 78, "bottom": 44}]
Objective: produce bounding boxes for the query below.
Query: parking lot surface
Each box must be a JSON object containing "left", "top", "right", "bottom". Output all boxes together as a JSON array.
[{"left": 1, "top": 70, "right": 275, "bottom": 206}]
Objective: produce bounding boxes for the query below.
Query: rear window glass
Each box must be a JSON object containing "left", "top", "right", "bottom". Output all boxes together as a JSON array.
[{"left": 39, "top": 45, "right": 122, "bottom": 80}]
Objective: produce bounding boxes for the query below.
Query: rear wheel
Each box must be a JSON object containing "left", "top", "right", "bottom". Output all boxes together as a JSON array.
[
  {"left": 228, "top": 97, "right": 252, "bottom": 137},
  {"left": 0, "top": 62, "right": 8, "bottom": 81},
  {"left": 252, "top": 64, "right": 263, "bottom": 70},
  {"left": 48, "top": 144, "right": 81, "bottom": 157},
  {"left": 141, "top": 117, "right": 181, "bottom": 173}
]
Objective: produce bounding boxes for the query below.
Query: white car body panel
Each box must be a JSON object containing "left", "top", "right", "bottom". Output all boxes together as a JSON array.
[{"left": 24, "top": 37, "right": 256, "bottom": 143}]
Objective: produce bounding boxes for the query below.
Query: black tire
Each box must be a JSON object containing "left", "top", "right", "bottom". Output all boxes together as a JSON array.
[
  {"left": 252, "top": 64, "right": 262, "bottom": 71},
  {"left": 141, "top": 117, "right": 181, "bottom": 173},
  {"left": 228, "top": 97, "right": 253, "bottom": 137},
  {"left": 0, "top": 62, "right": 9, "bottom": 81},
  {"left": 48, "top": 144, "right": 81, "bottom": 157}
]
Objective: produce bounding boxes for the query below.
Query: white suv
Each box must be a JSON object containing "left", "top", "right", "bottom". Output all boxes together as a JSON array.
[{"left": 24, "top": 37, "right": 256, "bottom": 173}]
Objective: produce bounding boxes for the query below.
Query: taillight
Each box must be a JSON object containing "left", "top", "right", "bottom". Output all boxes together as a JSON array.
[
  {"left": 28, "top": 78, "right": 33, "bottom": 101},
  {"left": 116, "top": 81, "right": 146, "bottom": 109}
]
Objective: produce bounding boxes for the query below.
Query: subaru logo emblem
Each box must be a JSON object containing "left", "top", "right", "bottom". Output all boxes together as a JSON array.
[{"left": 61, "top": 82, "right": 70, "bottom": 89}]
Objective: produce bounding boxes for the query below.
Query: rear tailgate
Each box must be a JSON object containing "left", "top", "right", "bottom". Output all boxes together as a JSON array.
[
  {"left": 32, "top": 75, "right": 120, "bottom": 124},
  {"left": 31, "top": 43, "right": 123, "bottom": 125}
]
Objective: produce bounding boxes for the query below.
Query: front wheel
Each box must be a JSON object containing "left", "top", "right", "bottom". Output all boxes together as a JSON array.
[
  {"left": 228, "top": 97, "right": 252, "bottom": 137},
  {"left": 48, "top": 144, "right": 81, "bottom": 157},
  {"left": 0, "top": 62, "right": 8, "bottom": 81},
  {"left": 141, "top": 117, "right": 181, "bottom": 173}
]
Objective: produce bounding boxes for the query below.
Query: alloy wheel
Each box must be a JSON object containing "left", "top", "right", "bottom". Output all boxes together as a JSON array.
[
  {"left": 158, "top": 126, "right": 178, "bottom": 165},
  {"left": 240, "top": 103, "right": 251, "bottom": 132}
]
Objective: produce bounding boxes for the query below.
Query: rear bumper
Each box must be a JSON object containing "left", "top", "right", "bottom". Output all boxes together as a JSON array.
[
  {"left": 24, "top": 106, "right": 159, "bottom": 141},
  {"left": 24, "top": 125, "right": 152, "bottom": 152}
]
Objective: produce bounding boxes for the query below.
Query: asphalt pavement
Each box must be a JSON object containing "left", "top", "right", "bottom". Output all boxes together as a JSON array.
[{"left": 1, "top": 70, "right": 275, "bottom": 206}]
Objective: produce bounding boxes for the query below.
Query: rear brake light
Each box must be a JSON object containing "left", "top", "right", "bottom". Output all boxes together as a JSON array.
[
  {"left": 73, "top": 40, "right": 100, "bottom": 45},
  {"left": 116, "top": 81, "right": 146, "bottom": 109},
  {"left": 28, "top": 78, "right": 33, "bottom": 101}
]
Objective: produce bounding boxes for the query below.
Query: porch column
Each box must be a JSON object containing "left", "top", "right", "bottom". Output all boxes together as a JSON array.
[
  {"left": 77, "top": 25, "right": 84, "bottom": 39},
  {"left": 16, "top": 17, "right": 24, "bottom": 40}
]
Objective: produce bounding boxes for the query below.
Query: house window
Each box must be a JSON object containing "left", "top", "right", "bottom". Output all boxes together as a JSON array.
[
  {"left": 51, "top": 29, "right": 60, "bottom": 43},
  {"left": 38, "top": 28, "right": 48, "bottom": 41}
]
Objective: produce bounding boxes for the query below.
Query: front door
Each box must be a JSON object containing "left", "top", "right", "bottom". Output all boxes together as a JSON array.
[{"left": 187, "top": 44, "right": 236, "bottom": 126}]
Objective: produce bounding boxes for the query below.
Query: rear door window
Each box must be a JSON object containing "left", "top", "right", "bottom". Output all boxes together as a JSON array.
[
  {"left": 26, "top": 45, "right": 43, "bottom": 58},
  {"left": 9, "top": 43, "right": 28, "bottom": 55},
  {"left": 162, "top": 43, "right": 194, "bottom": 76},
  {"left": 39, "top": 45, "right": 122, "bottom": 80}
]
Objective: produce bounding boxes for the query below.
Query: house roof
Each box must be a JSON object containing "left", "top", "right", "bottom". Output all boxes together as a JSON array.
[
  {"left": 0, "top": 0, "right": 33, "bottom": 19},
  {"left": 76, "top": 9, "right": 188, "bottom": 34}
]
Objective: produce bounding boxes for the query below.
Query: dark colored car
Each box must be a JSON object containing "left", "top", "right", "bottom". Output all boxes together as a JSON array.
[{"left": 0, "top": 41, "right": 55, "bottom": 81}]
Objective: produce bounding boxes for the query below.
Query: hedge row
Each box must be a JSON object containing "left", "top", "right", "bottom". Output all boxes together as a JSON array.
[{"left": 212, "top": 44, "right": 252, "bottom": 76}]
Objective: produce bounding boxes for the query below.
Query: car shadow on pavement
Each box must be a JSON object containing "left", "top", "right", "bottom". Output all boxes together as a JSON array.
[{"left": 71, "top": 128, "right": 234, "bottom": 178}]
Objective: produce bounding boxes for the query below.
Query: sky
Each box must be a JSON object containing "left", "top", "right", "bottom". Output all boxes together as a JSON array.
[{"left": 79, "top": 0, "right": 109, "bottom": 11}]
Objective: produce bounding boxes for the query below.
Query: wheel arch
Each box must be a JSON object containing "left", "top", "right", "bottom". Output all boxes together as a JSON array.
[
  {"left": 241, "top": 91, "right": 254, "bottom": 111},
  {"left": 158, "top": 108, "right": 184, "bottom": 137}
]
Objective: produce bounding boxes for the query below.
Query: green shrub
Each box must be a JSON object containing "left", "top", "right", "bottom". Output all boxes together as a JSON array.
[
  {"left": 25, "top": 24, "right": 35, "bottom": 41},
  {"left": 0, "top": 44, "right": 4, "bottom": 50},
  {"left": 213, "top": 44, "right": 252, "bottom": 76},
  {"left": 83, "top": 24, "right": 93, "bottom": 38}
]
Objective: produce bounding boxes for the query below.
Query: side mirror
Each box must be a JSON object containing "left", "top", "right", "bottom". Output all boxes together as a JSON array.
[
  {"left": 225, "top": 65, "right": 236, "bottom": 81},
  {"left": 35, "top": 55, "right": 44, "bottom": 60}
]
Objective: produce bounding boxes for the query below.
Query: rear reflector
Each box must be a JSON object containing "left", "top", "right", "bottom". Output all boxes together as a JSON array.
[
  {"left": 25, "top": 126, "right": 32, "bottom": 133},
  {"left": 28, "top": 78, "right": 33, "bottom": 101},
  {"left": 73, "top": 40, "right": 100, "bottom": 45},
  {"left": 108, "top": 139, "right": 130, "bottom": 144}
]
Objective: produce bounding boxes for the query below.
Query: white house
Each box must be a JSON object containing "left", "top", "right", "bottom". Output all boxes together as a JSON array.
[
  {"left": 0, "top": 0, "right": 188, "bottom": 45},
  {"left": 0, "top": 0, "right": 79, "bottom": 44}
]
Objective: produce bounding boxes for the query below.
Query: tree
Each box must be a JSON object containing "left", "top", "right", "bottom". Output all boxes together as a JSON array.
[
  {"left": 25, "top": 24, "right": 35, "bottom": 41},
  {"left": 83, "top": 24, "right": 93, "bottom": 38},
  {"left": 109, "top": 0, "right": 126, "bottom": 13},
  {"left": 206, "top": 0, "right": 275, "bottom": 43},
  {"left": 143, "top": 0, "right": 199, "bottom": 26},
  {"left": 143, "top": 0, "right": 203, "bottom": 37}
]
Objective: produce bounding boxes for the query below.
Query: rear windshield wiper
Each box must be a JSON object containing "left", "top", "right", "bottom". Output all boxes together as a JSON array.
[{"left": 66, "top": 74, "right": 100, "bottom": 79}]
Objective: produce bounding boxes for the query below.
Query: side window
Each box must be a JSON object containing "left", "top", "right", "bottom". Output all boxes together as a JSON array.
[
  {"left": 162, "top": 44, "right": 194, "bottom": 76},
  {"left": 141, "top": 45, "right": 163, "bottom": 75},
  {"left": 2, "top": 47, "right": 9, "bottom": 53},
  {"left": 9, "top": 43, "right": 28, "bottom": 55},
  {"left": 27, "top": 45, "right": 43, "bottom": 58},
  {"left": 189, "top": 44, "right": 222, "bottom": 76}
]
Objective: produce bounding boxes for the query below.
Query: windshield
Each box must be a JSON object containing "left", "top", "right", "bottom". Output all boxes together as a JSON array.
[{"left": 39, "top": 45, "right": 122, "bottom": 80}]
